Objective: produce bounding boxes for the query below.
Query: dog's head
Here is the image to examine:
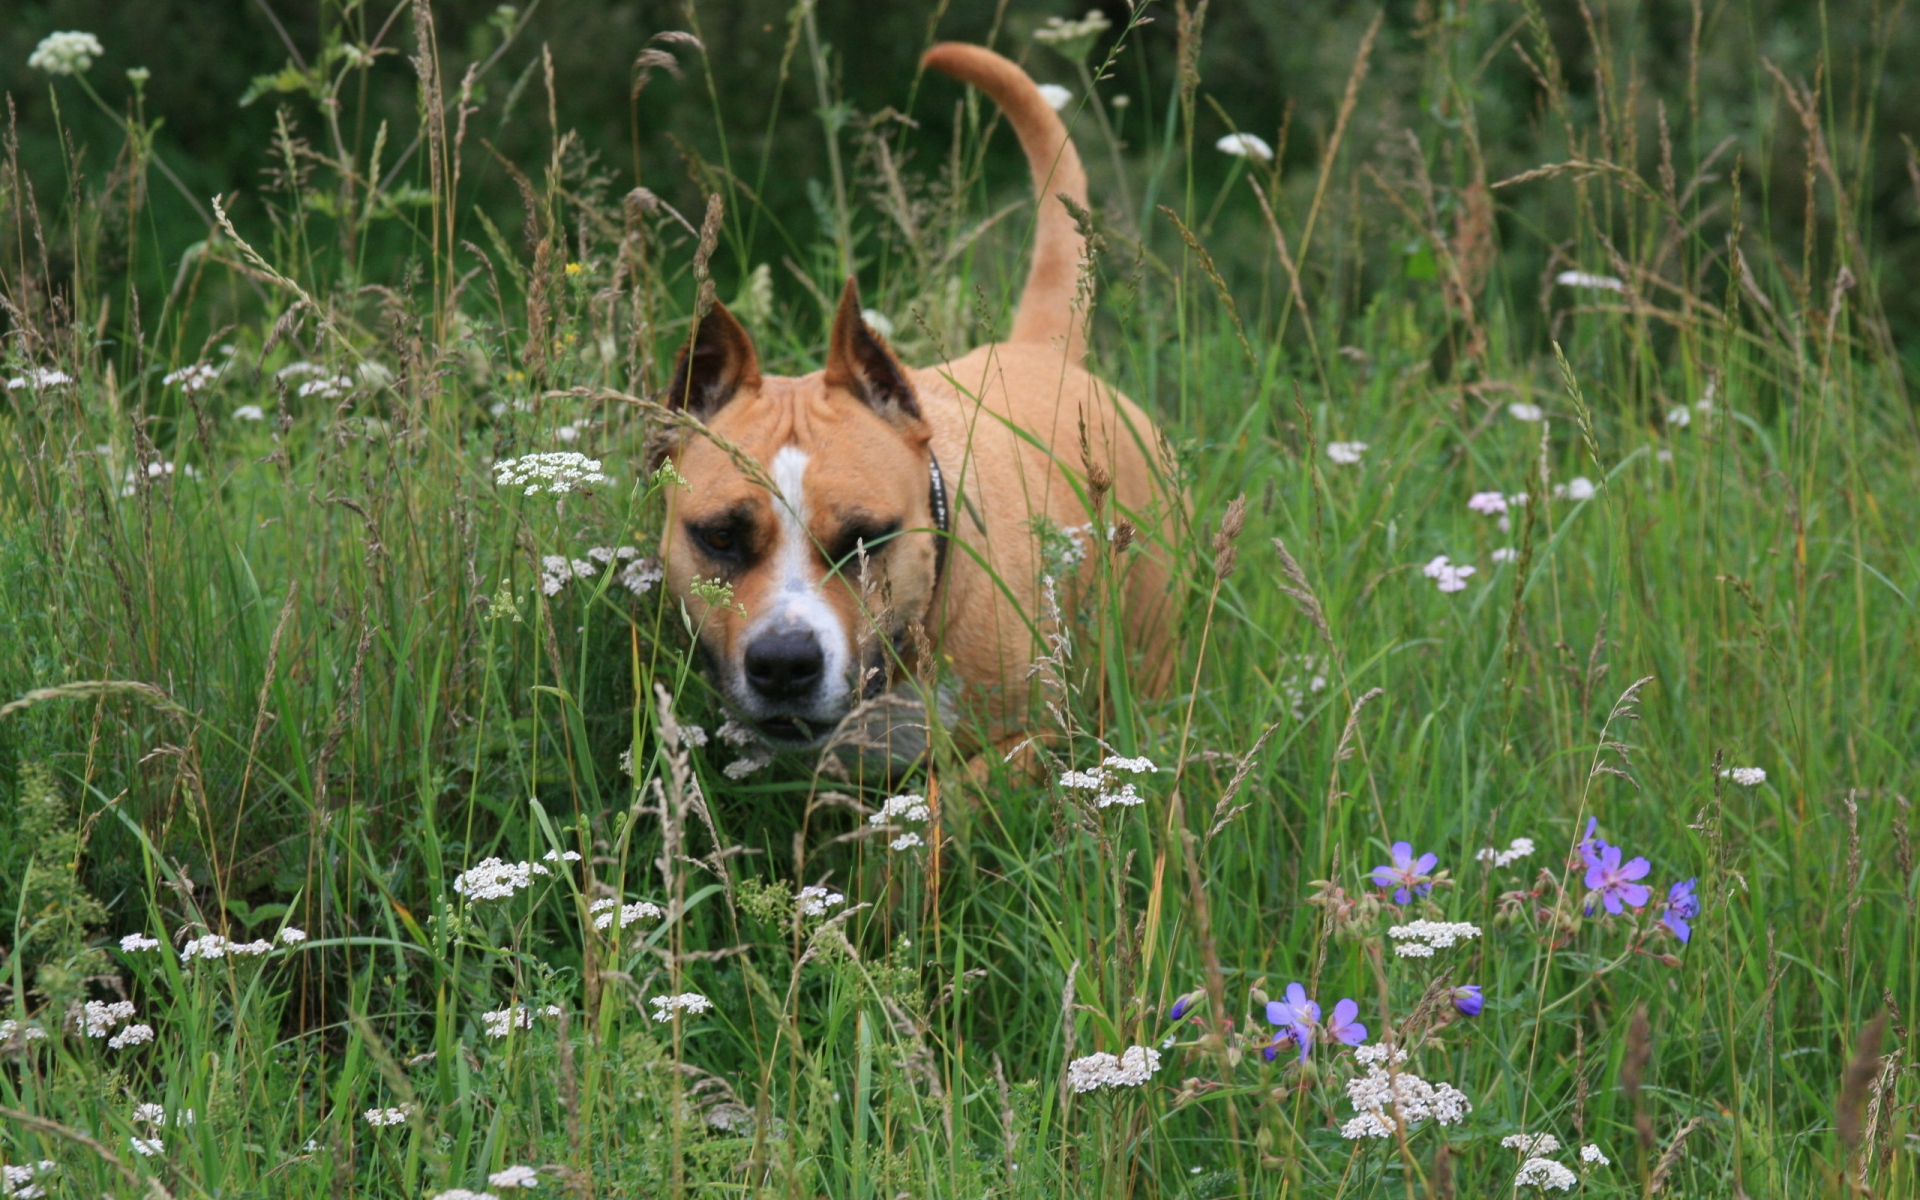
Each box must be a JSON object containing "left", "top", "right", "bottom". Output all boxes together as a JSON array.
[{"left": 659, "top": 279, "right": 941, "bottom": 746}]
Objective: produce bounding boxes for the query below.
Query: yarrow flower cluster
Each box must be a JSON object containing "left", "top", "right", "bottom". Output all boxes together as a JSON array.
[
  {"left": 180, "top": 933, "right": 274, "bottom": 961},
  {"left": 1421, "top": 555, "right": 1477, "bottom": 593},
  {"left": 1502, "top": 1132, "right": 1562, "bottom": 1156},
  {"left": 481, "top": 1004, "right": 562, "bottom": 1040},
  {"left": 363, "top": 1105, "right": 413, "bottom": 1127},
  {"left": 78, "top": 1000, "right": 137, "bottom": 1037},
  {"left": 1476, "top": 836, "right": 1535, "bottom": 867},
  {"left": 119, "top": 460, "right": 203, "bottom": 496},
  {"left": 1721, "top": 766, "right": 1766, "bottom": 787},
  {"left": 0, "top": 1020, "right": 48, "bottom": 1045},
  {"left": 162, "top": 363, "right": 221, "bottom": 393},
  {"left": 1580, "top": 1143, "right": 1610, "bottom": 1165},
  {"left": 1508, "top": 402, "right": 1545, "bottom": 422},
  {"left": 1036, "top": 83, "right": 1073, "bottom": 111},
  {"left": 494, "top": 452, "right": 610, "bottom": 497},
  {"left": 1215, "top": 132, "right": 1275, "bottom": 163},
  {"left": 109, "top": 1023, "right": 155, "bottom": 1049},
  {"left": 120, "top": 932, "right": 161, "bottom": 953},
  {"left": 1339, "top": 1049, "right": 1472, "bottom": 1138},
  {"left": 1554, "top": 269, "right": 1626, "bottom": 293},
  {"left": 649, "top": 992, "right": 713, "bottom": 1022},
  {"left": 1552, "top": 476, "right": 1597, "bottom": 502},
  {"left": 797, "top": 885, "right": 845, "bottom": 916},
  {"left": 488, "top": 1164, "right": 541, "bottom": 1189},
  {"left": 1066, "top": 1045, "right": 1161, "bottom": 1092},
  {"left": 1280, "top": 653, "right": 1329, "bottom": 720},
  {"left": 452, "top": 857, "right": 550, "bottom": 901},
  {"left": 129, "top": 1136, "right": 164, "bottom": 1158},
  {"left": 430, "top": 1191, "right": 500, "bottom": 1200},
  {"left": 296, "top": 375, "right": 355, "bottom": 400},
  {"left": 870, "top": 793, "right": 930, "bottom": 849},
  {"left": 590, "top": 898, "right": 663, "bottom": 931},
  {"left": 132, "top": 1102, "right": 191, "bottom": 1127},
  {"left": 1515, "top": 1157, "right": 1579, "bottom": 1190},
  {"left": 5, "top": 367, "right": 74, "bottom": 391},
  {"left": 1325, "top": 441, "right": 1368, "bottom": 465},
  {"left": 3, "top": 1159, "right": 57, "bottom": 1198},
  {"left": 1387, "top": 920, "right": 1481, "bottom": 957},
  {"left": 29, "top": 31, "right": 104, "bottom": 75}
]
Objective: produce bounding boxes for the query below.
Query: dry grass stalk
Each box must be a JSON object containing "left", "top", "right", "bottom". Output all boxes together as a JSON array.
[{"left": 1648, "top": 1114, "right": 1708, "bottom": 1194}]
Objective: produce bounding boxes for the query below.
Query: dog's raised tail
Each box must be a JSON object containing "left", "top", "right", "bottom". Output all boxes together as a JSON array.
[{"left": 923, "top": 43, "right": 1088, "bottom": 362}]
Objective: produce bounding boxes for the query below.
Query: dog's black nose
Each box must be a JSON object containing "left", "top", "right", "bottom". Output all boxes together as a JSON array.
[{"left": 744, "top": 627, "right": 824, "bottom": 701}]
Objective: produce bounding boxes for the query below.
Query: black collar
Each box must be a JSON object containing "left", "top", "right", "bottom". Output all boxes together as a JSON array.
[{"left": 927, "top": 449, "right": 951, "bottom": 588}]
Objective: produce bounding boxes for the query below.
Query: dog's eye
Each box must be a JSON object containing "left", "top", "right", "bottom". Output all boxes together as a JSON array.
[
  {"left": 688, "top": 521, "right": 744, "bottom": 560},
  {"left": 828, "top": 519, "right": 901, "bottom": 568}
]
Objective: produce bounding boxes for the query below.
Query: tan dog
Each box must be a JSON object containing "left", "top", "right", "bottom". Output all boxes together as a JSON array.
[{"left": 659, "top": 43, "right": 1179, "bottom": 762}]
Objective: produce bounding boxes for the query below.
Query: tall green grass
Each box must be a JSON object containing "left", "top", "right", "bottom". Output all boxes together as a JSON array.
[{"left": 2, "top": 3, "right": 1916, "bottom": 1198}]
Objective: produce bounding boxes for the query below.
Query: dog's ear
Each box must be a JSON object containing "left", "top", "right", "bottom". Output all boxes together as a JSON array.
[
  {"left": 665, "top": 298, "right": 760, "bottom": 419},
  {"left": 825, "top": 277, "right": 920, "bottom": 424}
]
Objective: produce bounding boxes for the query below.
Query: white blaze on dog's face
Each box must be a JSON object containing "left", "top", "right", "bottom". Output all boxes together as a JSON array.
[{"left": 661, "top": 281, "right": 939, "bottom": 745}]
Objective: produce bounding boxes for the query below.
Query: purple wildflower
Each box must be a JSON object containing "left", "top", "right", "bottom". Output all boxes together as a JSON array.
[
  {"left": 1168, "top": 990, "right": 1206, "bottom": 1021},
  {"left": 1450, "top": 984, "right": 1483, "bottom": 1017},
  {"left": 1582, "top": 842, "right": 1652, "bottom": 914},
  {"left": 1661, "top": 878, "right": 1699, "bottom": 943},
  {"left": 1261, "top": 1026, "right": 1298, "bottom": 1063},
  {"left": 1371, "top": 841, "right": 1439, "bottom": 905},
  {"left": 1324, "top": 998, "right": 1367, "bottom": 1047},
  {"left": 1265, "top": 983, "right": 1320, "bottom": 1063}
]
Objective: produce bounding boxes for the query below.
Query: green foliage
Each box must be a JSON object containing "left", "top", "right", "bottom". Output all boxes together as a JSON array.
[{"left": 0, "top": 2, "right": 1917, "bottom": 1198}]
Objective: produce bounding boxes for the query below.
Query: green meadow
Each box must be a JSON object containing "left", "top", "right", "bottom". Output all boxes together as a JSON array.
[{"left": 1, "top": 2, "right": 1917, "bottom": 1196}]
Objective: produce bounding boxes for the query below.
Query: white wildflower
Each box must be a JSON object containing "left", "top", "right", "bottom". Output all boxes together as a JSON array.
[
  {"left": 1102, "top": 755, "right": 1155, "bottom": 775},
  {"left": 1491, "top": 547, "right": 1520, "bottom": 563},
  {"left": 430, "top": 1191, "right": 500, "bottom": 1200},
  {"left": 296, "top": 375, "right": 354, "bottom": 399},
  {"left": 277, "top": 926, "right": 308, "bottom": 945},
  {"left": 1325, "top": 441, "right": 1368, "bottom": 465},
  {"left": 1476, "top": 837, "right": 1534, "bottom": 867},
  {"left": 1552, "top": 476, "right": 1596, "bottom": 501},
  {"left": 540, "top": 849, "right": 581, "bottom": 864},
  {"left": 1036, "top": 83, "right": 1073, "bottom": 111},
  {"left": 1393, "top": 942, "right": 1435, "bottom": 958},
  {"left": 860, "top": 309, "right": 895, "bottom": 338},
  {"left": 1421, "top": 555, "right": 1477, "bottom": 593},
  {"left": 362, "top": 1105, "right": 412, "bottom": 1127},
  {"left": 275, "top": 361, "right": 323, "bottom": 380},
  {"left": 889, "top": 832, "right": 925, "bottom": 851},
  {"left": 1215, "top": 132, "right": 1274, "bottom": 163},
  {"left": 1580, "top": 1144, "right": 1609, "bottom": 1165},
  {"left": 5, "top": 367, "right": 73, "bottom": 390},
  {"left": 493, "top": 451, "right": 609, "bottom": 497},
  {"left": 119, "top": 459, "right": 202, "bottom": 496},
  {"left": 452, "top": 858, "right": 547, "bottom": 901},
  {"left": 1721, "top": 766, "right": 1766, "bottom": 787},
  {"left": 233, "top": 404, "right": 266, "bottom": 421},
  {"left": 1032, "top": 10, "right": 1112, "bottom": 50},
  {"left": 162, "top": 363, "right": 221, "bottom": 393},
  {"left": 180, "top": 934, "right": 230, "bottom": 961},
  {"left": 1058, "top": 769, "right": 1106, "bottom": 790},
  {"left": 1502, "top": 1133, "right": 1563, "bottom": 1156},
  {"left": 555, "top": 424, "right": 580, "bottom": 443},
  {"left": 1066, "top": 1045, "right": 1161, "bottom": 1092},
  {"left": 29, "top": 31, "right": 103, "bottom": 75},
  {"left": 120, "top": 932, "right": 161, "bottom": 953},
  {"left": 129, "top": 1136, "right": 164, "bottom": 1157},
  {"left": 1507, "top": 402, "right": 1545, "bottom": 422},
  {"left": 1666, "top": 406, "right": 1691, "bottom": 428},
  {"left": 488, "top": 1164, "right": 541, "bottom": 1189},
  {"left": 675, "top": 724, "right": 708, "bottom": 748},
  {"left": 1388, "top": 920, "right": 1481, "bottom": 953},
  {"left": 1353, "top": 1044, "right": 1409, "bottom": 1067},
  {"left": 1341, "top": 1061, "right": 1471, "bottom": 1137},
  {"left": 649, "top": 993, "right": 712, "bottom": 1022},
  {"left": 1467, "top": 491, "right": 1508, "bottom": 515},
  {"left": 480, "top": 1005, "right": 558, "bottom": 1039},
  {"left": 0, "top": 1020, "right": 48, "bottom": 1044},
  {"left": 108, "top": 1023, "right": 155, "bottom": 1049},
  {"left": 590, "top": 898, "right": 663, "bottom": 931},
  {"left": 797, "top": 886, "right": 845, "bottom": 917},
  {"left": 1095, "top": 783, "right": 1144, "bottom": 809},
  {"left": 133, "top": 1102, "right": 168, "bottom": 1125},
  {"left": 79, "top": 999, "right": 137, "bottom": 1037},
  {"left": 1515, "top": 1157, "right": 1578, "bottom": 1190},
  {"left": 619, "top": 556, "right": 663, "bottom": 595},
  {"left": 1554, "top": 270, "right": 1626, "bottom": 293},
  {"left": 869, "top": 794, "right": 931, "bottom": 825}
]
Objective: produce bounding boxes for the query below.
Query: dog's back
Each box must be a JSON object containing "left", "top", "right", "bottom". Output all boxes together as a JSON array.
[{"left": 917, "top": 45, "right": 1182, "bottom": 730}]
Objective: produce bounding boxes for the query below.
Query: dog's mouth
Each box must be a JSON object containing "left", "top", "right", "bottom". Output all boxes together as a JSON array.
[{"left": 751, "top": 714, "right": 828, "bottom": 747}]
